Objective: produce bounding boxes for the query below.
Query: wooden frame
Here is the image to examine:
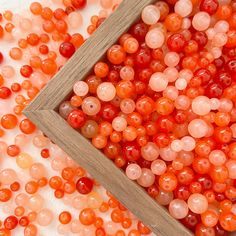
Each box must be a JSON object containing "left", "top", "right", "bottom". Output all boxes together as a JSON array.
[{"left": 24, "top": 0, "right": 193, "bottom": 235}]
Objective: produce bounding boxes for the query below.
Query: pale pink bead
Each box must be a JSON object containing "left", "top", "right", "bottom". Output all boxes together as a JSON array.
[
  {"left": 230, "top": 123, "right": 236, "bottom": 138},
  {"left": 57, "top": 224, "right": 70, "bottom": 235},
  {"left": 70, "top": 220, "right": 82, "bottom": 233},
  {"left": 142, "top": 5, "right": 160, "bottom": 25},
  {"left": 206, "top": 123, "right": 214, "bottom": 137},
  {"left": 206, "top": 28, "right": 216, "bottom": 40},
  {"left": 100, "top": 0, "right": 113, "bottom": 9},
  {"left": 164, "top": 67, "right": 179, "bottom": 82},
  {"left": 182, "top": 18, "right": 191, "bottom": 29},
  {"left": 160, "top": 146, "right": 178, "bottom": 161},
  {"left": 104, "top": 221, "right": 118, "bottom": 235},
  {"left": 33, "top": 134, "right": 49, "bottom": 148},
  {"left": 37, "top": 209, "right": 53, "bottom": 226},
  {"left": 82, "top": 97, "right": 101, "bottom": 115},
  {"left": 120, "top": 66, "right": 135, "bottom": 80},
  {"left": 209, "top": 150, "right": 226, "bottom": 166},
  {"left": 210, "top": 98, "right": 220, "bottom": 110},
  {"left": 68, "top": 12, "right": 83, "bottom": 29},
  {"left": 0, "top": 169, "right": 17, "bottom": 185},
  {"left": 226, "top": 160, "right": 236, "bottom": 179},
  {"left": 164, "top": 52, "right": 180, "bottom": 67},
  {"left": 125, "top": 164, "right": 142, "bottom": 180},
  {"left": 51, "top": 157, "right": 67, "bottom": 171},
  {"left": 170, "top": 139, "right": 183, "bottom": 152},
  {"left": 149, "top": 72, "right": 168, "bottom": 92},
  {"left": 178, "top": 151, "right": 194, "bottom": 166},
  {"left": 179, "top": 69, "right": 193, "bottom": 82},
  {"left": 192, "top": 96, "right": 211, "bottom": 116},
  {"left": 15, "top": 193, "right": 29, "bottom": 206},
  {"left": 112, "top": 116, "right": 127, "bottom": 132},
  {"left": 137, "top": 168, "right": 155, "bottom": 187},
  {"left": 151, "top": 159, "right": 167, "bottom": 175},
  {"left": 210, "top": 47, "right": 222, "bottom": 59},
  {"left": 97, "top": 82, "right": 116, "bottom": 102},
  {"left": 3, "top": 202, "right": 13, "bottom": 214},
  {"left": 192, "top": 12, "right": 211, "bottom": 31},
  {"left": 188, "top": 119, "right": 208, "bottom": 138},
  {"left": 30, "top": 72, "right": 48, "bottom": 89},
  {"left": 175, "top": 78, "right": 187, "bottom": 90},
  {"left": 29, "top": 163, "right": 46, "bottom": 180},
  {"left": 212, "top": 32, "right": 228, "bottom": 47},
  {"left": 72, "top": 195, "right": 88, "bottom": 209},
  {"left": 28, "top": 194, "right": 44, "bottom": 211},
  {"left": 99, "top": 9, "right": 108, "bottom": 18},
  {"left": 0, "top": 141, "right": 7, "bottom": 154},
  {"left": 174, "top": 0, "right": 193, "bottom": 17},
  {"left": 2, "top": 65, "right": 15, "bottom": 78},
  {"left": 214, "top": 20, "right": 229, "bottom": 33},
  {"left": 188, "top": 193, "right": 208, "bottom": 214},
  {"left": 181, "top": 136, "right": 196, "bottom": 152},
  {"left": 73, "top": 81, "right": 89, "bottom": 96},
  {"left": 120, "top": 98, "right": 135, "bottom": 114},
  {"left": 175, "top": 95, "right": 191, "bottom": 110},
  {"left": 169, "top": 199, "right": 189, "bottom": 219},
  {"left": 19, "top": 18, "right": 32, "bottom": 31},
  {"left": 219, "top": 98, "right": 233, "bottom": 112},
  {"left": 145, "top": 29, "right": 165, "bottom": 49},
  {"left": 156, "top": 190, "right": 173, "bottom": 205},
  {"left": 84, "top": 226, "right": 95, "bottom": 236},
  {"left": 141, "top": 142, "right": 159, "bottom": 161},
  {"left": 163, "top": 86, "right": 179, "bottom": 100}
]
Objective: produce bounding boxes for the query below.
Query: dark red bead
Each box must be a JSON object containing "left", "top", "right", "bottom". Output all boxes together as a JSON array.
[
  {"left": 174, "top": 185, "right": 190, "bottom": 200},
  {"left": 11, "top": 83, "right": 21, "bottom": 92},
  {"left": 100, "top": 104, "right": 119, "bottom": 122},
  {"left": 200, "top": 0, "right": 219, "bottom": 15},
  {"left": 153, "top": 133, "right": 170, "bottom": 148},
  {"left": 0, "top": 87, "right": 11, "bottom": 99},
  {"left": 138, "top": 68, "right": 152, "bottom": 82},
  {"left": 181, "top": 211, "right": 200, "bottom": 230},
  {"left": 215, "top": 193, "right": 226, "bottom": 201},
  {"left": 130, "top": 22, "right": 149, "bottom": 42},
  {"left": 107, "top": 70, "right": 120, "bottom": 83},
  {"left": 196, "top": 175, "right": 213, "bottom": 190},
  {"left": 19, "top": 216, "right": 29, "bottom": 227},
  {"left": 136, "top": 158, "right": 151, "bottom": 169},
  {"left": 41, "top": 148, "right": 50, "bottom": 158},
  {"left": 167, "top": 33, "right": 186, "bottom": 52},
  {"left": 214, "top": 56, "right": 225, "bottom": 68},
  {"left": 214, "top": 71, "right": 232, "bottom": 88},
  {"left": 215, "top": 223, "right": 228, "bottom": 236},
  {"left": 0, "top": 52, "right": 3, "bottom": 63},
  {"left": 71, "top": 0, "right": 87, "bottom": 9},
  {"left": 134, "top": 48, "right": 151, "bottom": 68},
  {"left": 174, "top": 110, "right": 187, "bottom": 124},
  {"left": 76, "top": 177, "right": 93, "bottom": 194},
  {"left": 67, "top": 110, "right": 86, "bottom": 129},
  {"left": 4, "top": 215, "right": 18, "bottom": 230},
  {"left": 205, "top": 83, "right": 223, "bottom": 98},
  {"left": 225, "top": 59, "right": 236, "bottom": 80},
  {"left": 156, "top": 116, "right": 174, "bottom": 133},
  {"left": 194, "top": 68, "right": 212, "bottom": 85},
  {"left": 59, "top": 42, "right": 76, "bottom": 58},
  {"left": 147, "top": 185, "right": 159, "bottom": 198},
  {"left": 122, "top": 142, "right": 141, "bottom": 161},
  {"left": 192, "top": 32, "right": 208, "bottom": 49}
]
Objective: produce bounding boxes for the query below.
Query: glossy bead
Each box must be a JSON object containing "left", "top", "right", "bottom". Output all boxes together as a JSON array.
[
  {"left": 187, "top": 194, "right": 208, "bottom": 214},
  {"left": 169, "top": 199, "right": 189, "bottom": 219}
]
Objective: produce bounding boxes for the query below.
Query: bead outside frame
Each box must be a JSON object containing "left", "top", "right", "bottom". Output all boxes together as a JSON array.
[{"left": 24, "top": 1, "right": 193, "bottom": 235}]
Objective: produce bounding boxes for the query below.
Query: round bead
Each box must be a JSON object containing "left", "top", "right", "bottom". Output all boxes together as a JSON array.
[
  {"left": 142, "top": 5, "right": 160, "bottom": 25},
  {"left": 169, "top": 199, "right": 189, "bottom": 219},
  {"left": 97, "top": 82, "right": 116, "bottom": 102},
  {"left": 187, "top": 193, "right": 208, "bottom": 214},
  {"left": 192, "top": 12, "right": 211, "bottom": 31}
]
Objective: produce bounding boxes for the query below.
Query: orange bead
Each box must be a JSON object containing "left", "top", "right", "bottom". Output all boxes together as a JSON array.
[
  {"left": 164, "top": 13, "right": 182, "bottom": 32},
  {"left": 41, "top": 7, "right": 53, "bottom": 20},
  {"left": 219, "top": 213, "right": 236, "bottom": 231},
  {"left": 25, "top": 181, "right": 38, "bottom": 194},
  {"left": 128, "top": 229, "right": 141, "bottom": 236},
  {"left": 201, "top": 210, "right": 218, "bottom": 227},
  {"left": 216, "top": 4, "right": 232, "bottom": 20},
  {"left": 94, "top": 62, "right": 109, "bottom": 78},
  {"left": 1, "top": 114, "right": 17, "bottom": 129},
  {"left": 19, "top": 119, "right": 36, "bottom": 134},
  {"left": 30, "top": 2, "right": 43, "bottom": 15},
  {"left": 42, "top": 20, "right": 55, "bottom": 33},
  {"left": 79, "top": 208, "right": 96, "bottom": 225},
  {"left": 111, "top": 209, "right": 124, "bottom": 223},
  {"left": 30, "top": 56, "right": 42, "bottom": 69},
  {"left": 41, "top": 59, "right": 57, "bottom": 75},
  {"left": 9, "top": 47, "right": 22, "bottom": 60},
  {"left": 156, "top": 97, "right": 174, "bottom": 116},
  {"left": 70, "top": 33, "right": 84, "bottom": 48},
  {"left": 55, "top": 20, "right": 68, "bottom": 33},
  {"left": 59, "top": 211, "right": 72, "bottom": 224},
  {"left": 27, "top": 33, "right": 40, "bottom": 46}
]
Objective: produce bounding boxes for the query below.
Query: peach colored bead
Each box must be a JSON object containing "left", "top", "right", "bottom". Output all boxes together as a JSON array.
[
  {"left": 120, "top": 66, "right": 135, "bottom": 80},
  {"left": 16, "top": 152, "right": 33, "bottom": 169},
  {"left": 174, "top": 0, "right": 193, "bottom": 17},
  {"left": 163, "top": 86, "right": 179, "bottom": 100},
  {"left": 175, "top": 78, "right": 187, "bottom": 90},
  {"left": 100, "top": 0, "right": 113, "bottom": 9},
  {"left": 70, "top": 219, "right": 83, "bottom": 234},
  {"left": 37, "top": 208, "right": 53, "bottom": 226},
  {"left": 30, "top": 72, "right": 48, "bottom": 89},
  {"left": 141, "top": 142, "right": 160, "bottom": 161},
  {"left": 29, "top": 163, "right": 46, "bottom": 180},
  {"left": 28, "top": 194, "right": 44, "bottom": 211},
  {"left": 188, "top": 119, "right": 208, "bottom": 138},
  {"left": 209, "top": 150, "right": 226, "bottom": 166},
  {"left": 192, "top": 96, "right": 211, "bottom": 116},
  {"left": 156, "top": 190, "right": 173, "bottom": 206},
  {"left": 120, "top": 98, "right": 135, "bottom": 114},
  {"left": 212, "top": 32, "right": 228, "bottom": 47},
  {"left": 188, "top": 193, "right": 208, "bottom": 214},
  {"left": 0, "top": 168, "right": 17, "bottom": 185},
  {"left": 97, "top": 82, "right": 116, "bottom": 102},
  {"left": 1, "top": 65, "right": 15, "bottom": 78},
  {"left": 125, "top": 163, "right": 142, "bottom": 180},
  {"left": 182, "top": 18, "right": 191, "bottom": 29},
  {"left": 164, "top": 52, "right": 180, "bottom": 67},
  {"left": 145, "top": 29, "right": 165, "bottom": 49},
  {"left": 174, "top": 95, "right": 191, "bottom": 110},
  {"left": 87, "top": 192, "right": 103, "bottom": 209},
  {"left": 192, "top": 12, "right": 211, "bottom": 31},
  {"left": 137, "top": 168, "right": 155, "bottom": 187},
  {"left": 164, "top": 67, "right": 179, "bottom": 82},
  {"left": 112, "top": 116, "right": 127, "bottom": 132},
  {"left": 181, "top": 136, "right": 196, "bottom": 152},
  {"left": 149, "top": 72, "right": 168, "bottom": 92},
  {"left": 219, "top": 98, "right": 233, "bottom": 112},
  {"left": 206, "top": 28, "right": 216, "bottom": 40},
  {"left": 82, "top": 96, "right": 101, "bottom": 115},
  {"left": 214, "top": 20, "right": 229, "bottom": 33},
  {"left": 210, "top": 98, "right": 220, "bottom": 110},
  {"left": 178, "top": 69, "right": 193, "bottom": 82},
  {"left": 160, "top": 146, "right": 178, "bottom": 161},
  {"left": 33, "top": 134, "right": 49, "bottom": 148},
  {"left": 151, "top": 159, "right": 167, "bottom": 175},
  {"left": 15, "top": 193, "right": 29, "bottom": 206},
  {"left": 73, "top": 81, "right": 89, "bottom": 97},
  {"left": 226, "top": 160, "right": 236, "bottom": 179},
  {"left": 142, "top": 5, "right": 160, "bottom": 25},
  {"left": 170, "top": 139, "right": 183, "bottom": 152},
  {"left": 169, "top": 199, "right": 189, "bottom": 219},
  {"left": 68, "top": 12, "right": 83, "bottom": 29},
  {"left": 72, "top": 195, "right": 87, "bottom": 209}
]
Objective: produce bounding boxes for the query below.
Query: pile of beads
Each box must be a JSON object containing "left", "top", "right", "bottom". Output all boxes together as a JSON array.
[
  {"left": 60, "top": 0, "right": 236, "bottom": 234},
  {"left": 0, "top": 0, "right": 157, "bottom": 235}
]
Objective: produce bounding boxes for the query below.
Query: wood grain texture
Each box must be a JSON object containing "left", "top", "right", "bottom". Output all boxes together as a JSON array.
[{"left": 24, "top": 0, "right": 193, "bottom": 235}]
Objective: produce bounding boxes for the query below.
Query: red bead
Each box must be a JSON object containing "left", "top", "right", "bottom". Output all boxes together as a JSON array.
[
  {"left": 4, "top": 215, "right": 18, "bottom": 230},
  {"left": 100, "top": 104, "right": 119, "bottom": 122},
  {"left": 214, "top": 71, "right": 232, "bottom": 88},
  {"left": 76, "top": 177, "right": 94, "bottom": 194},
  {"left": 41, "top": 148, "right": 50, "bottom": 158},
  {"left": 20, "top": 65, "right": 33, "bottom": 78},
  {"left": 0, "top": 52, "right": 3, "bottom": 63},
  {"left": 67, "top": 110, "right": 86, "bottom": 128},
  {"left": 205, "top": 83, "right": 223, "bottom": 98},
  {"left": 59, "top": 42, "right": 76, "bottom": 58},
  {"left": 71, "top": 0, "right": 87, "bottom": 9},
  {"left": 194, "top": 68, "right": 212, "bottom": 85},
  {"left": 11, "top": 83, "right": 21, "bottom": 92},
  {"left": 181, "top": 211, "right": 200, "bottom": 230},
  {"left": 167, "top": 33, "right": 186, "bottom": 52},
  {"left": 200, "top": 0, "right": 219, "bottom": 15},
  {"left": 122, "top": 142, "right": 141, "bottom": 161},
  {"left": 192, "top": 32, "right": 208, "bottom": 49},
  {"left": 0, "top": 87, "right": 11, "bottom": 99},
  {"left": 135, "top": 48, "right": 151, "bottom": 68},
  {"left": 130, "top": 22, "right": 148, "bottom": 42},
  {"left": 19, "top": 216, "right": 29, "bottom": 227}
]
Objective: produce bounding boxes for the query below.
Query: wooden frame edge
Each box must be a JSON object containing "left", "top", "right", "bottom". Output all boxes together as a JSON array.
[{"left": 24, "top": 109, "right": 192, "bottom": 236}]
